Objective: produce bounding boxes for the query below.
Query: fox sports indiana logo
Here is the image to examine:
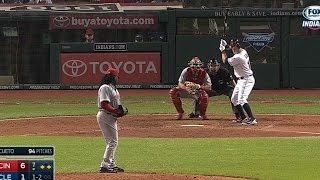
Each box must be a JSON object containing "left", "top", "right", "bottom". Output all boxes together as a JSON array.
[{"left": 302, "top": 6, "right": 320, "bottom": 30}]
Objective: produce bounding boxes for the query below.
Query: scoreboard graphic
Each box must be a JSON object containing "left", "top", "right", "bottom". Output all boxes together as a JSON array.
[{"left": 0, "top": 147, "right": 54, "bottom": 180}]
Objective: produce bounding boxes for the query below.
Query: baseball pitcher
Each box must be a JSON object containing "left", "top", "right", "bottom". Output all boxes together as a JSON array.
[
  {"left": 96, "top": 67, "right": 128, "bottom": 173},
  {"left": 169, "top": 57, "right": 212, "bottom": 120}
]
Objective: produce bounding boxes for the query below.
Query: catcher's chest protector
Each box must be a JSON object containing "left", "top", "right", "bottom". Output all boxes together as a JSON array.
[{"left": 186, "top": 68, "right": 206, "bottom": 85}]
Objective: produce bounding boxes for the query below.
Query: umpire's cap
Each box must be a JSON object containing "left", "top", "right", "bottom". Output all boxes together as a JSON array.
[
  {"left": 208, "top": 58, "right": 220, "bottom": 66},
  {"left": 230, "top": 39, "right": 241, "bottom": 47},
  {"left": 106, "top": 68, "right": 119, "bottom": 77}
]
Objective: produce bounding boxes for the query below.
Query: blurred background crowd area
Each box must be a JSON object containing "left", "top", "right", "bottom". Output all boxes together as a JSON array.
[{"left": 0, "top": 0, "right": 319, "bottom": 8}]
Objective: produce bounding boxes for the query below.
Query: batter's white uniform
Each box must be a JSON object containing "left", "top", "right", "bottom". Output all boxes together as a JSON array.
[
  {"left": 227, "top": 48, "right": 255, "bottom": 106},
  {"left": 96, "top": 84, "right": 121, "bottom": 169}
]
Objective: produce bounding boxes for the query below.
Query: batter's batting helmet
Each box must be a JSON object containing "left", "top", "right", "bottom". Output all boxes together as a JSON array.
[{"left": 230, "top": 39, "right": 241, "bottom": 48}]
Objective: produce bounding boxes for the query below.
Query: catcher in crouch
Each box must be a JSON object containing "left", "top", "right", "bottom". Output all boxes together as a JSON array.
[
  {"left": 169, "top": 56, "right": 212, "bottom": 120},
  {"left": 189, "top": 59, "right": 241, "bottom": 120}
]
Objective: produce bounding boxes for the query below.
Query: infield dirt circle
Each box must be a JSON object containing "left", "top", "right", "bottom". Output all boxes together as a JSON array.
[{"left": 1, "top": 89, "right": 320, "bottom": 180}]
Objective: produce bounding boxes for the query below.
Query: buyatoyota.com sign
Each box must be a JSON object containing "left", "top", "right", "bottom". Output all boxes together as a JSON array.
[
  {"left": 49, "top": 14, "right": 158, "bottom": 29},
  {"left": 60, "top": 52, "right": 161, "bottom": 85}
]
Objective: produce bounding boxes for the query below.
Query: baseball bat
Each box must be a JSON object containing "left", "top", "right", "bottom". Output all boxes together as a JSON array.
[{"left": 223, "top": 8, "right": 230, "bottom": 37}]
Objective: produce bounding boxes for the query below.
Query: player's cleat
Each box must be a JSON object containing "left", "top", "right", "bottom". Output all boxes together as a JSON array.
[
  {"left": 241, "top": 118, "right": 249, "bottom": 125},
  {"left": 114, "top": 166, "right": 124, "bottom": 172},
  {"left": 177, "top": 113, "right": 184, "bottom": 120},
  {"left": 242, "top": 118, "right": 257, "bottom": 125},
  {"left": 232, "top": 119, "right": 242, "bottom": 123},
  {"left": 99, "top": 167, "right": 117, "bottom": 173},
  {"left": 188, "top": 112, "right": 200, "bottom": 118},
  {"left": 249, "top": 118, "right": 257, "bottom": 125},
  {"left": 200, "top": 115, "right": 209, "bottom": 120}
]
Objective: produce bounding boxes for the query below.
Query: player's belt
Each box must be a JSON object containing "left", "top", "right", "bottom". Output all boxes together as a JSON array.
[
  {"left": 99, "top": 109, "right": 116, "bottom": 117},
  {"left": 237, "top": 74, "right": 252, "bottom": 80}
]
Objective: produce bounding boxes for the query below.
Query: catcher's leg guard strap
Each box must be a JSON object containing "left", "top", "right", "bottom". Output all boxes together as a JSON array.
[
  {"left": 198, "top": 91, "right": 208, "bottom": 116},
  {"left": 169, "top": 88, "right": 184, "bottom": 113}
]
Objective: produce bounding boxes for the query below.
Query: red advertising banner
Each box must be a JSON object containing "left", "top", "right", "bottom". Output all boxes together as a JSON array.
[
  {"left": 60, "top": 52, "right": 161, "bottom": 85},
  {"left": 49, "top": 14, "right": 158, "bottom": 29}
]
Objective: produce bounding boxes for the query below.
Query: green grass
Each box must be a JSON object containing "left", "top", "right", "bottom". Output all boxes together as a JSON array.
[
  {"left": 0, "top": 95, "right": 320, "bottom": 119},
  {"left": 1, "top": 136, "right": 320, "bottom": 180},
  {"left": 1, "top": 93, "right": 320, "bottom": 179},
  {"left": 0, "top": 94, "right": 320, "bottom": 119}
]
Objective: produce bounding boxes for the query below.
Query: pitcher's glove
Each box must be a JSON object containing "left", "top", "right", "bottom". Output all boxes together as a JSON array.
[
  {"left": 184, "top": 81, "right": 201, "bottom": 95},
  {"left": 116, "top": 105, "right": 128, "bottom": 117}
]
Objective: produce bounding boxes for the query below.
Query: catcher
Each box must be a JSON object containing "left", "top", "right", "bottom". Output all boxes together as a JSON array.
[
  {"left": 169, "top": 56, "right": 212, "bottom": 120},
  {"left": 96, "top": 67, "right": 128, "bottom": 173},
  {"left": 189, "top": 59, "right": 241, "bottom": 121}
]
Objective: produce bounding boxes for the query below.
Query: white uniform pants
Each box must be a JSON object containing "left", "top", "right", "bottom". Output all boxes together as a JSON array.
[
  {"left": 231, "top": 76, "right": 255, "bottom": 106},
  {"left": 96, "top": 110, "right": 118, "bottom": 168}
]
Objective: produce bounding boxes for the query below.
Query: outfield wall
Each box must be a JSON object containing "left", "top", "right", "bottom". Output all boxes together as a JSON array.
[{"left": 0, "top": 4, "right": 319, "bottom": 89}]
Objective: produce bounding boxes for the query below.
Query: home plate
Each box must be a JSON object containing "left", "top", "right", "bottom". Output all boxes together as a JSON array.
[{"left": 181, "top": 124, "right": 204, "bottom": 127}]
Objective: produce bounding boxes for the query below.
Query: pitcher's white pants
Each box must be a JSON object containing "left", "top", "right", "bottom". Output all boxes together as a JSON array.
[{"left": 97, "top": 110, "right": 118, "bottom": 168}]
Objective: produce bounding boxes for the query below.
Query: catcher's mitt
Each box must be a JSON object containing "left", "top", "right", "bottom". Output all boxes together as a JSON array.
[
  {"left": 184, "top": 81, "right": 200, "bottom": 95},
  {"left": 116, "top": 105, "right": 128, "bottom": 117}
]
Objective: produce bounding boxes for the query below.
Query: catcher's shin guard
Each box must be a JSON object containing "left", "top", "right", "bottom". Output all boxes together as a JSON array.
[
  {"left": 198, "top": 91, "right": 209, "bottom": 116},
  {"left": 169, "top": 88, "right": 184, "bottom": 113}
]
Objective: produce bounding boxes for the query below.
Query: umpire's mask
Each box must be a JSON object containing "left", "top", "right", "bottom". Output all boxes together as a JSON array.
[{"left": 208, "top": 59, "right": 220, "bottom": 74}]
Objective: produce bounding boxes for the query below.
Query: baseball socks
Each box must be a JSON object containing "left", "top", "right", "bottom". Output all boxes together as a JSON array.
[
  {"left": 243, "top": 103, "right": 255, "bottom": 119},
  {"left": 234, "top": 104, "right": 247, "bottom": 120}
]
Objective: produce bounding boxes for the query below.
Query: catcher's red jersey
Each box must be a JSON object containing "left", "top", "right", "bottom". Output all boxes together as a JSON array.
[{"left": 185, "top": 68, "right": 207, "bottom": 85}]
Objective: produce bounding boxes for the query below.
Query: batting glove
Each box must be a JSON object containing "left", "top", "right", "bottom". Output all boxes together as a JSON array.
[
  {"left": 220, "top": 39, "right": 228, "bottom": 47},
  {"left": 219, "top": 44, "right": 226, "bottom": 52}
]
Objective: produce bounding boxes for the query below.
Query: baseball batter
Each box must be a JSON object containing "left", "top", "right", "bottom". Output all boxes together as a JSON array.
[
  {"left": 96, "top": 67, "right": 125, "bottom": 173},
  {"left": 169, "top": 57, "right": 212, "bottom": 120},
  {"left": 221, "top": 39, "right": 257, "bottom": 125}
]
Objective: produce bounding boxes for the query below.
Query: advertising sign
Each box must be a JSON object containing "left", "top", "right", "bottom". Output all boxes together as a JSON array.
[
  {"left": 242, "top": 32, "right": 275, "bottom": 52},
  {"left": 94, "top": 43, "right": 127, "bottom": 51},
  {"left": 49, "top": 14, "right": 158, "bottom": 29},
  {"left": 302, "top": 5, "right": 320, "bottom": 30},
  {"left": 60, "top": 52, "right": 161, "bottom": 85}
]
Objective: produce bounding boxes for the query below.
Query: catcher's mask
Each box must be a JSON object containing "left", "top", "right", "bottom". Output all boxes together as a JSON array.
[
  {"left": 188, "top": 57, "right": 203, "bottom": 70},
  {"left": 208, "top": 59, "right": 220, "bottom": 74}
]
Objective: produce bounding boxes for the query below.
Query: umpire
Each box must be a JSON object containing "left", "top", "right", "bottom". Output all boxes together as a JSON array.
[{"left": 189, "top": 58, "right": 241, "bottom": 120}]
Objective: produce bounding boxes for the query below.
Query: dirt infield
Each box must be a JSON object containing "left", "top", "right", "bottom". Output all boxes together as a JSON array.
[{"left": 1, "top": 89, "right": 320, "bottom": 180}]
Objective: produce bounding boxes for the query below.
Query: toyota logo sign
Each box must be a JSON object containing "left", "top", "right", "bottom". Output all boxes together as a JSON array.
[
  {"left": 53, "top": 16, "right": 70, "bottom": 28},
  {"left": 62, "top": 60, "right": 87, "bottom": 77}
]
